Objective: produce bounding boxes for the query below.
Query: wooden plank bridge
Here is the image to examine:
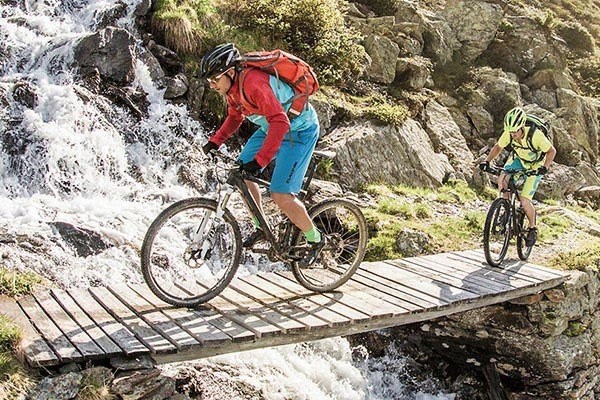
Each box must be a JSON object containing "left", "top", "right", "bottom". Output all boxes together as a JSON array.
[{"left": 1, "top": 250, "right": 570, "bottom": 368}]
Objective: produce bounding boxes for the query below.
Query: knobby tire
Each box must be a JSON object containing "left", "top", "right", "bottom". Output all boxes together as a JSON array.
[
  {"left": 141, "top": 197, "right": 242, "bottom": 307},
  {"left": 483, "top": 198, "right": 511, "bottom": 267},
  {"left": 291, "top": 198, "right": 368, "bottom": 292}
]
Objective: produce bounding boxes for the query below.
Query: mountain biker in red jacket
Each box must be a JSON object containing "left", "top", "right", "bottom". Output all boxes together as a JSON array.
[{"left": 198, "top": 43, "right": 324, "bottom": 266}]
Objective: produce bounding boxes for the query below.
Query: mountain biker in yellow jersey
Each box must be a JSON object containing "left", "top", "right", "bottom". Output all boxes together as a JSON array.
[
  {"left": 479, "top": 107, "right": 556, "bottom": 247},
  {"left": 197, "top": 43, "right": 325, "bottom": 266}
]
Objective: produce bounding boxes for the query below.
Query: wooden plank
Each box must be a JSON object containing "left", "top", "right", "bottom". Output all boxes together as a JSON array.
[
  {"left": 208, "top": 281, "right": 307, "bottom": 335},
  {"left": 259, "top": 273, "right": 371, "bottom": 323},
  {"left": 229, "top": 277, "right": 330, "bottom": 330},
  {"left": 18, "top": 295, "right": 82, "bottom": 363},
  {"left": 342, "top": 264, "right": 441, "bottom": 310},
  {"left": 275, "top": 270, "right": 400, "bottom": 320},
  {"left": 275, "top": 271, "right": 394, "bottom": 320},
  {"left": 128, "top": 284, "right": 233, "bottom": 347},
  {"left": 33, "top": 291, "right": 105, "bottom": 360},
  {"left": 452, "top": 250, "right": 567, "bottom": 281},
  {"left": 108, "top": 285, "right": 200, "bottom": 351},
  {"left": 174, "top": 281, "right": 267, "bottom": 340},
  {"left": 419, "top": 253, "right": 538, "bottom": 290},
  {"left": 89, "top": 287, "right": 176, "bottom": 354},
  {"left": 393, "top": 258, "right": 502, "bottom": 296},
  {"left": 325, "top": 268, "right": 415, "bottom": 315},
  {"left": 240, "top": 274, "right": 350, "bottom": 327},
  {"left": 0, "top": 296, "right": 58, "bottom": 366},
  {"left": 67, "top": 288, "right": 148, "bottom": 356},
  {"left": 365, "top": 261, "right": 478, "bottom": 303},
  {"left": 354, "top": 263, "right": 446, "bottom": 308},
  {"left": 50, "top": 289, "right": 121, "bottom": 357}
]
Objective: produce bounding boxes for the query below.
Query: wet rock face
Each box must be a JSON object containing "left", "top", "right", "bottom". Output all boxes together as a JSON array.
[
  {"left": 73, "top": 27, "right": 137, "bottom": 84},
  {"left": 48, "top": 221, "right": 113, "bottom": 258}
]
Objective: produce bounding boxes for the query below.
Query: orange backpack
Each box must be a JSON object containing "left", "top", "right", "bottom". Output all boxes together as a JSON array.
[{"left": 238, "top": 50, "right": 319, "bottom": 118}]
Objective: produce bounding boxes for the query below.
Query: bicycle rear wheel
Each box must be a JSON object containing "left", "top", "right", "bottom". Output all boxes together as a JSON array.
[
  {"left": 483, "top": 198, "right": 511, "bottom": 267},
  {"left": 516, "top": 208, "right": 533, "bottom": 261},
  {"left": 292, "top": 199, "right": 368, "bottom": 292},
  {"left": 141, "top": 198, "right": 242, "bottom": 307}
]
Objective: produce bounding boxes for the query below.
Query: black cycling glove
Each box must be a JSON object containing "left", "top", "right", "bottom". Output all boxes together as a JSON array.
[
  {"left": 479, "top": 161, "right": 490, "bottom": 172},
  {"left": 241, "top": 159, "right": 262, "bottom": 175},
  {"left": 202, "top": 141, "right": 218, "bottom": 155},
  {"left": 536, "top": 166, "right": 548, "bottom": 175}
]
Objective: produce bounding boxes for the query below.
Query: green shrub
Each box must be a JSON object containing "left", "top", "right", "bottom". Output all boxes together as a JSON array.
[{"left": 224, "top": 0, "right": 366, "bottom": 84}]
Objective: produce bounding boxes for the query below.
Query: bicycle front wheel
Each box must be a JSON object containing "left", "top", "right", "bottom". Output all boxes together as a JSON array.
[
  {"left": 516, "top": 208, "right": 533, "bottom": 261},
  {"left": 141, "top": 198, "right": 242, "bottom": 307},
  {"left": 292, "top": 199, "right": 368, "bottom": 292},
  {"left": 483, "top": 198, "right": 511, "bottom": 267}
]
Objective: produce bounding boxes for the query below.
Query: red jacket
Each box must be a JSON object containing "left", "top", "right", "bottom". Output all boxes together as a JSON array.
[{"left": 208, "top": 69, "right": 290, "bottom": 167}]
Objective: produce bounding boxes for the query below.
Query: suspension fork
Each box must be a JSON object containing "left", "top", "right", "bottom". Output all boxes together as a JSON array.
[{"left": 192, "top": 184, "right": 235, "bottom": 259}]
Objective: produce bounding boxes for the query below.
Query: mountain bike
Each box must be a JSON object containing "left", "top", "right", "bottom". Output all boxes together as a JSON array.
[
  {"left": 141, "top": 150, "right": 368, "bottom": 307},
  {"left": 481, "top": 165, "right": 540, "bottom": 267}
]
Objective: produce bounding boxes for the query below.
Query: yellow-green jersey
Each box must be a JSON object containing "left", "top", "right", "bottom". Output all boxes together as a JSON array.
[{"left": 498, "top": 125, "right": 552, "bottom": 168}]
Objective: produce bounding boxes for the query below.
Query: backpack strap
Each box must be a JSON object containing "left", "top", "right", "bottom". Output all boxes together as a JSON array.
[{"left": 237, "top": 67, "right": 301, "bottom": 120}]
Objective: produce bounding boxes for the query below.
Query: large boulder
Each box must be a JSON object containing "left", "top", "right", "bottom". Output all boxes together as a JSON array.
[
  {"left": 322, "top": 119, "right": 454, "bottom": 190},
  {"left": 73, "top": 27, "right": 136, "bottom": 84},
  {"left": 423, "top": 100, "right": 475, "bottom": 181},
  {"left": 363, "top": 34, "right": 400, "bottom": 84},
  {"left": 482, "top": 15, "right": 568, "bottom": 79},
  {"left": 440, "top": 0, "right": 504, "bottom": 63}
]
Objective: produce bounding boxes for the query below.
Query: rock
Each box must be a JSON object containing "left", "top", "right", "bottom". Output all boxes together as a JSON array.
[
  {"left": 394, "top": 228, "right": 431, "bottom": 256},
  {"left": 112, "top": 368, "right": 176, "bottom": 399},
  {"left": 363, "top": 34, "right": 400, "bottom": 84},
  {"left": 110, "top": 355, "right": 155, "bottom": 371},
  {"left": 574, "top": 186, "right": 600, "bottom": 208},
  {"left": 394, "top": 56, "right": 432, "bottom": 90},
  {"left": 440, "top": 0, "right": 503, "bottom": 62},
  {"left": 48, "top": 221, "right": 113, "bottom": 257},
  {"left": 147, "top": 40, "right": 183, "bottom": 75},
  {"left": 423, "top": 100, "right": 474, "bottom": 181},
  {"left": 73, "top": 27, "right": 137, "bottom": 84},
  {"left": 29, "top": 372, "right": 82, "bottom": 400},
  {"left": 322, "top": 120, "right": 454, "bottom": 189},
  {"left": 164, "top": 73, "right": 189, "bottom": 99},
  {"left": 137, "top": 47, "right": 166, "bottom": 88}
]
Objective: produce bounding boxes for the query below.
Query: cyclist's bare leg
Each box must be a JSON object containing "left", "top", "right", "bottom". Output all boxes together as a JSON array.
[
  {"left": 498, "top": 173, "right": 510, "bottom": 199},
  {"left": 245, "top": 180, "right": 265, "bottom": 216},
  {"left": 520, "top": 197, "right": 536, "bottom": 228},
  {"left": 271, "top": 193, "right": 313, "bottom": 232}
]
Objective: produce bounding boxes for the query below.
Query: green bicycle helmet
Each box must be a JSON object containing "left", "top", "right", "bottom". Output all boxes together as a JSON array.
[{"left": 503, "top": 107, "right": 527, "bottom": 133}]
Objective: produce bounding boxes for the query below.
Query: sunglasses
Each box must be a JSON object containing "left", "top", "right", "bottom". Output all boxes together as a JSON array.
[{"left": 207, "top": 69, "right": 230, "bottom": 85}]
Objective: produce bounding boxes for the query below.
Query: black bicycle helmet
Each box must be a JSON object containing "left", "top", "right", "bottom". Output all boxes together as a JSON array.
[{"left": 197, "top": 43, "right": 240, "bottom": 80}]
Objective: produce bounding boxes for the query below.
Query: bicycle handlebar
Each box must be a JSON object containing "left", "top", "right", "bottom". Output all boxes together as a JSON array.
[{"left": 484, "top": 165, "right": 540, "bottom": 177}]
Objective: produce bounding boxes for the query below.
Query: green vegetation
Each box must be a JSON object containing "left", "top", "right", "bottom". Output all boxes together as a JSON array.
[
  {"left": 0, "top": 268, "right": 43, "bottom": 297},
  {"left": 78, "top": 370, "right": 115, "bottom": 400},
  {"left": 354, "top": 0, "right": 400, "bottom": 16},
  {"left": 0, "top": 315, "right": 32, "bottom": 400},
  {"left": 537, "top": 212, "right": 573, "bottom": 242},
  {"left": 364, "top": 182, "right": 487, "bottom": 261},
  {"left": 550, "top": 240, "right": 600, "bottom": 271},
  {"left": 0, "top": 268, "right": 42, "bottom": 399},
  {"left": 153, "top": 0, "right": 367, "bottom": 85}
]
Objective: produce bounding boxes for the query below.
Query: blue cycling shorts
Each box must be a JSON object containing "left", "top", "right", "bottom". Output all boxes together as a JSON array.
[{"left": 239, "top": 123, "right": 320, "bottom": 194}]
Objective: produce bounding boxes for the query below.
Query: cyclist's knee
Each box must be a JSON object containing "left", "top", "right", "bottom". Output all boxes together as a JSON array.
[{"left": 271, "top": 193, "right": 295, "bottom": 208}]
